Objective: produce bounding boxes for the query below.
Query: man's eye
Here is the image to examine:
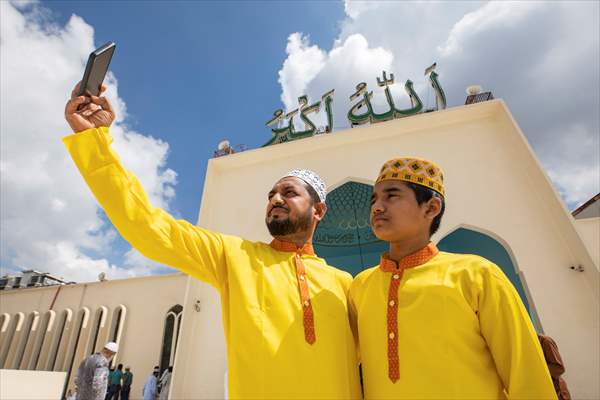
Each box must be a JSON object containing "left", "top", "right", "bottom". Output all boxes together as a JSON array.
[{"left": 286, "top": 191, "right": 296, "bottom": 196}]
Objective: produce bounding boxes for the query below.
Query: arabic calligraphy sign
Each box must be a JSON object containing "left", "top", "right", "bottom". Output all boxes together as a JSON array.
[{"left": 263, "top": 64, "right": 447, "bottom": 147}]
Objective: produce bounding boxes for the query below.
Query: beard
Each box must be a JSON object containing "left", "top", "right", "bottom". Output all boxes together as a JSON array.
[{"left": 266, "top": 208, "right": 313, "bottom": 236}]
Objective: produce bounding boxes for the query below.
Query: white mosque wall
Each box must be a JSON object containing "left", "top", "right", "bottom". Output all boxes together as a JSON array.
[
  {"left": 574, "top": 217, "right": 600, "bottom": 271},
  {"left": 0, "top": 273, "right": 188, "bottom": 399},
  {"left": 0, "top": 369, "right": 67, "bottom": 399},
  {"left": 169, "top": 277, "right": 226, "bottom": 400}
]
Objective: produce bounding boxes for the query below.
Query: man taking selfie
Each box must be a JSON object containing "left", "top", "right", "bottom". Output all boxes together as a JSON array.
[{"left": 63, "top": 83, "right": 360, "bottom": 399}]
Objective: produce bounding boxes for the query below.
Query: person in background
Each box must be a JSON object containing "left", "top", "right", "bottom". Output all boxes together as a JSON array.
[
  {"left": 349, "top": 157, "right": 556, "bottom": 399},
  {"left": 104, "top": 368, "right": 113, "bottom": 400},
  {"left": 74, "top": 342, "right": 118, "bottom": 400},
  {"left": 106, "top": 364, "right": 123, "bottom": 400},
  {"left": 538, "top": 334, "right": 571, "bottom": 400},
  {"left": 159, "top": 366, "right": 172, "bottom": 400},
  {"left": 66, "top": 388, "right": 77, "bottom": 400},
  {"left": 120, "top": 366, "right": 133, "bottom": 400},
  {"left": 105, "top": 369, "right": 112, "bottom": 399},
  {"left": 142, "top": 369, "right": 159, "bottom": 400}
]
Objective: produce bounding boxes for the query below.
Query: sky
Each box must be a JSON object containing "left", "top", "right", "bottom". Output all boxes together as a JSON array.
[{"left": 1, "top": 0, "right": 599, "bottom": 283}]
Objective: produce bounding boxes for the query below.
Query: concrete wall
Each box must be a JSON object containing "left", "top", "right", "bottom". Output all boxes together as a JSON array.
[
  {"left": 575, "top": 199, "right": 600, "bottom": 219},
  {"left": 175, "top": 99, "right": 599, "bottom": 399},
  {"left": 574, "top": 217, "right": 600, "bottom": 271},
  {"left": 0, "top": 370, "right": 66, "bottom": 399},
  {"left": 169, "top": 278, "right": 227, "bottom": 400}
]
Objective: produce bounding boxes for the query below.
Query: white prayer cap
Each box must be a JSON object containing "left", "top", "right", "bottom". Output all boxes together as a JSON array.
[
  {"left": 104, "top": 342, "right": 119, "bottom": 353},
  {"left": 283, "top": 169, "right": 327, "bottom": 202}
]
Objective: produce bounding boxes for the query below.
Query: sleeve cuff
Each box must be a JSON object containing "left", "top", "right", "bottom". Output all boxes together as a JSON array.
[{"left": 62, "top": 126, "right": 118, "bottom": 174}]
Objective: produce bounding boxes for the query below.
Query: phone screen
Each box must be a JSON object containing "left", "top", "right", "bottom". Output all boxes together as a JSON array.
[{"left": 78, "top": 42, "right": 116, "bottom": 97}]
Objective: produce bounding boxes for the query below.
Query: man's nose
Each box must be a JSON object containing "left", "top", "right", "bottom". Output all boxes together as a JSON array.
[
  {"left": 371, "top": 200, "right": 384, "bottom": 215},
  {"left": 270, "top": 192, "right": 284, "bottom": 205}
]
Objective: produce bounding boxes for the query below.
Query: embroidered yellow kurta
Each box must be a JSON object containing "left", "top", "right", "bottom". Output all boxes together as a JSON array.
[
  {"left": 63, "top": 127, "right": 361, "bottom": 399},
  {"left": 349, "top": 249, "right": 556, "bottom": 400}
]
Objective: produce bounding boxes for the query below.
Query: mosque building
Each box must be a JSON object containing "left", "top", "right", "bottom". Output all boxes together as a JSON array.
[{"left": 1, "top": 80, "right": 598, "bottom": 399}]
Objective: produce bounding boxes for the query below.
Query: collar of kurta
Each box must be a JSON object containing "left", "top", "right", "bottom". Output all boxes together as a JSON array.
[
  {"left": 269, "top": 238, "right": 315, "bottom": 256},
  {"left": 379, "top": 242, "right": 439, "bottom": 272},
  {"left": 269, "top": 238, "right": 317, "bottom": 344},
  {"left": 380, "top": 241, "right": 439, "bottom": 383}
]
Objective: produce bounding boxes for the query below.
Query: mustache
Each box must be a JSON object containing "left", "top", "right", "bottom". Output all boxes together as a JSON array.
[
  {"left": 371, "top": 212, "right": 388, "bottom": 221},
  {"left": 270, "top": 205, "right": 289, "bottom": 213}
]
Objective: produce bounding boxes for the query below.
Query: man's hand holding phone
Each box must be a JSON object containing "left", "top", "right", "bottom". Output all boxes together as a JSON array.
[
  {"left": 65, "top": 41, "right": 116, "bottom": 133},
  {"left": 65, "top": 82, "right": 116, "bottom": 133}
]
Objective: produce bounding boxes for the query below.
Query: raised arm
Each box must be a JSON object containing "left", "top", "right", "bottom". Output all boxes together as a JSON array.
[
  {"left": 63, "top": 83, "right": 228, "bottom": 288},
  {"left": 478, "top": 263, "right": 556, "bottom": 400}
]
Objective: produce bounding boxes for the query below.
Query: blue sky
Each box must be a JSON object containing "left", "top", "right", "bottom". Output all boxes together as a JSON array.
[
  {"left": 1, "top": 1, "right": 598, "bottom": 282},
  {"left": 47, "top": 0, "right": 344, "bottom": 223}
]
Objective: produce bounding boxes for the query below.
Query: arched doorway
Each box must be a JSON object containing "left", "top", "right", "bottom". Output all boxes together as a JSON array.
[
  {"left": 314, "top": 181, "right": 387, "bottom": 276},
  {"left": 438, "top": 227, "right": 541, "bottom": 331},
  {"left": 160, "top": 304, "right": 183, "bottom": 374}
]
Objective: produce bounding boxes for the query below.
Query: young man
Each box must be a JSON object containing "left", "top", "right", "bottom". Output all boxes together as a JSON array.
[
  {"left": 120, "top": 366, "right": 133, "bottom": 400},
  {"left": 349, "top": 157, "right": 556, "bottom": 399},
  {"left": 142, "top": 369, "right": 158, "bottom": 400},
  {"left": 106, "top": 363, "right": 123, "bottom": 400},
  {"left": 63, "top": 83, "right": 360, "bottom": 399}
]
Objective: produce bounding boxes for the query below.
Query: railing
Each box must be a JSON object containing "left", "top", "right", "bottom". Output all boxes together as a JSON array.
[
  {"left": 465, "top": 92, "right": 494, "bottom": 105},
  {"left": 213, "top": 144, "right": 247, "bottom": 158}
]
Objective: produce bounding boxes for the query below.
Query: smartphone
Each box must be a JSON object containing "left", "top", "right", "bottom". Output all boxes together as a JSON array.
[{"left": 78, "top": 41, "right": 116, "bottom": 97}]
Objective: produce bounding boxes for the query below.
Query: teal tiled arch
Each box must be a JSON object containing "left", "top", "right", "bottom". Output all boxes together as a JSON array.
[{"left": 438, "top": 227, "right": 541, "bottom": 331}]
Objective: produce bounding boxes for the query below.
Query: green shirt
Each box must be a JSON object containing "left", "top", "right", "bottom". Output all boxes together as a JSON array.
[
  {"left": 123, "top": 372, "right": 133, "bottom": 386},
  {"left": 109, "top": 370, "right": 123, "bottom": 385}
]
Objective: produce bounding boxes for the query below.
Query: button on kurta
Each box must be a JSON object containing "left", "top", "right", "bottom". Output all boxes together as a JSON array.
[
  {"left": 289, "top": 249, "right": 317, "bottom": 345},
  {"left": 379, "top": 243, "right": 440, "bottom": 383}
]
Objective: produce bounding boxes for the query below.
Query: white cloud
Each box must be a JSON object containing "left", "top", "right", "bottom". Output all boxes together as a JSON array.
[
  {"left": 344, "top": 0, "right": 381, "bottom": 20},
  {"left": 123, "top": 248, "right": 174, "bottom": 275},
  {"left": 0, "top": 1, "right": 177, "bottom": 282},
  {"left": 543, "top": 124, "right": 600, "bottom": 208},
  {"left": 276, "top": 0, "right": 599, "bottom": 208},
  {"left": 438, "top": 1, "right": 542, "bottom": 57},
  {"left": 278, "top": 32, "right": 394, "bottom": 130},
  {"left": 278, "top": 33, "right": 326, "bottom": 111}
]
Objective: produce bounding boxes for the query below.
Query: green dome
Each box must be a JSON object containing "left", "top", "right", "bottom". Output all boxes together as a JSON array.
[{"left": 314, "top": 182, "right": 387, "bottom": 276}]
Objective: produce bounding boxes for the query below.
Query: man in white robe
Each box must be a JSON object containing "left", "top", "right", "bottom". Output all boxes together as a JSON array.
[{"left": 142, "top": 370, "right": 158, "bottom": 400}]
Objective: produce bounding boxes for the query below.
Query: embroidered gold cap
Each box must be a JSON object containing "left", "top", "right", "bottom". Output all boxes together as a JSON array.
[{"left": 376, "top": 157, "right": 445, "bottom": 197}]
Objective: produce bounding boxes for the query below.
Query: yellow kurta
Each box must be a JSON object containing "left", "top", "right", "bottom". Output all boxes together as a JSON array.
[
  {"left": 349, "top": 250, "right": 556, "bottom": 400},
  {"left": 63, "top": 127, "right": 361, "bottom": 399}
]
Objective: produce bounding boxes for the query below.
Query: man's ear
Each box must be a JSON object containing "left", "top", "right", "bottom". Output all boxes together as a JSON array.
[
  {"left": 424, "top": 197, "right": 442, "bottom": 220},
  {"left": 314, "top": 202, "right": 327, "bottom": 222}
]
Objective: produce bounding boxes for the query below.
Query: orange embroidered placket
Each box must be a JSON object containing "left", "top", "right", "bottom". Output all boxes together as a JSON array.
[
  {"left": 270, "top": 239, "right": 316, "bottom": 344},
  {"left": 379, "top": 243, "right": 439, "bottom": 382}
]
